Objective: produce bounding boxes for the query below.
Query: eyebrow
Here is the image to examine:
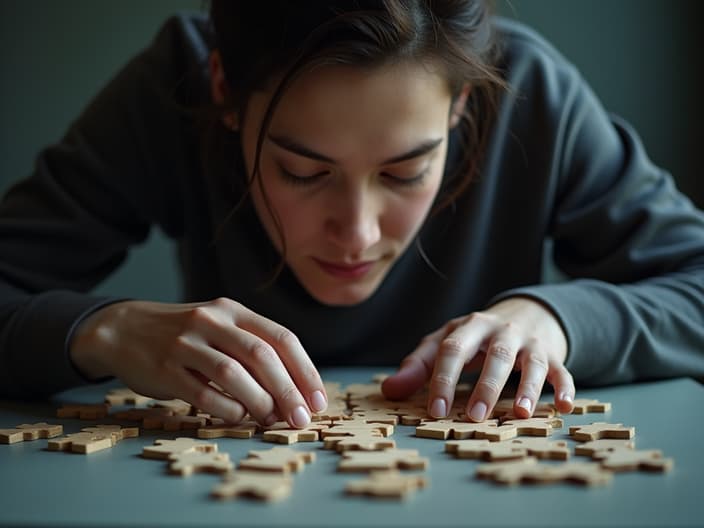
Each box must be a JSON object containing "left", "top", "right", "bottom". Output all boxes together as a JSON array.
[{"left": 267, "top": 134, "right": 444, "bottom": 165}]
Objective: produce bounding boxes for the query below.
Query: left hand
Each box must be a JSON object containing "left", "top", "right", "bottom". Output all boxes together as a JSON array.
[{"left": 382, "top": 296, "right": 575, "bottom": 420}]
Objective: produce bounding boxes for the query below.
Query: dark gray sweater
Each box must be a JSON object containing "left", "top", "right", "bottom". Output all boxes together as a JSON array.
[{"left": 1, "top": 14, "right": 703, "bottom": 399}]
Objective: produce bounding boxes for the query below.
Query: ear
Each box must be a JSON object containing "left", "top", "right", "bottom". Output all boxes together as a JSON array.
[
  {"left": 449, "top": 84, "right": 471, "bottom": 128},
  {"left": 209, "top": 50, "right": 239, "bottom": 131}
]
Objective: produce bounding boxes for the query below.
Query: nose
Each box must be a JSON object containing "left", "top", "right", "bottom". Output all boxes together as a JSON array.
[{"left": 324, "top": 183, "right": 381, "bottom": 256}]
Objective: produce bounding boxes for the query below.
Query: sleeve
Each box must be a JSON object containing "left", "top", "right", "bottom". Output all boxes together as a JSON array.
[
  {"left": 0, "top": 15, "right": 202, "bottom": 399},
  {"left": 489, "top": 33, "right": 704, "bottom": 386}
]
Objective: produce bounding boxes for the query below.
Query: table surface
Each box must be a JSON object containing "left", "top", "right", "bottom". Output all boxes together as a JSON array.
[{"left": 0, "top": 367, "right": 702, "bottom": 528}]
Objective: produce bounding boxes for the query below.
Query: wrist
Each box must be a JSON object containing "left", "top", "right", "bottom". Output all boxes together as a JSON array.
[{"left": 69, "top": 302, "right": 126, "bottom": 380}]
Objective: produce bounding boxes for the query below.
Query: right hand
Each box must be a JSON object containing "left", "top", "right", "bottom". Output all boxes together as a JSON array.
[{"left": 69, "top": 298, "right": 327, "bottom": 428}]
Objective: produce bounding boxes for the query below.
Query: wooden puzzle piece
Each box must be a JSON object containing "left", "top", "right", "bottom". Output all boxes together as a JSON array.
[
  {"left": 345, "top": 470, "right": 428, "bottom": 499},
  {"left": 415, "top": 419, "right": 505, "bottom": 440},
  {"left": 261, "top": 422, "right": 328, "bottom": 444},
  {"left": 211, "top": 471, "right": 293, "bottom": 501},
  {"left": 445, "top": 439, "right": 527, "bottom": 461},
  {"left": 239, "top": 447, "right": 315, "bottom": 473},
  {"left": 197, "top": 421, "right": 259, "bottom": 439},
  {"left": 56, "top": 403, "right": 109, "bottom": 420},
  {"left": 570, "top": 398, "right": 612, "bottom": 414},
  {"left": 142, "top": 414, "right": 207, "bottom": 431},
  {"left": 509, "top": 438, "right": 570, "bottom": 460},
  {"left": 168, "top": 451, "right": 234, "bottom": 476},
  {"left": 324, "top": 432, "right": 396, "bottom": 452},
  {"left": 312, "top": 401, "right": 350, "bottom": 422},
  {"left": 0, "top": 423, "right": 63, "bottom": 444},
  {"left": 48, "top": 425, "right": 138, "bottom": 454},
  {"left": 500, "top": 417, "right": 563, "bottom": 437},
  {"left": 591, "top": 448, "right": 674, "bottom": 472},
  {"left": 112, "top": 407, "right": 173, "bottom": 422},
  {"left": 569, "top": 422, "right": 635, "bottom": 442},
  {"left": 476, "top": 457, "right": 612, "bottom": 486},
  {"left": 322, "top": 422, "right": 394, "bottom": 438},
  {"left": 142, "top": 438, "right": 218, "bottom": 460},
  {"left": 104, "top": 387, "right": 153, "bottom": 406},
  {"left": 490, "top": 399, "right": 557, "bottom": 419},
  {"left": 349, "top": 410, "right": 400, "bottom": 425},
  {"left": 338, "top": 448, "right": 429, "bottom": 472},
  {"left": 149, "top": 399, "right": 192, "bottom": 415},
  {"left": 574, "top": 438, "right": 636, "bottom": 457}
]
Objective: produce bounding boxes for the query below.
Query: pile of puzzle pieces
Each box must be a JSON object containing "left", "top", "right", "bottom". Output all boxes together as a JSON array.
[{"left": 0, "top": 375, "right": 674, "bottom": 501}]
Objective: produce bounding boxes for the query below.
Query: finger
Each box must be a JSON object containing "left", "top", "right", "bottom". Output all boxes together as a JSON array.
[
  {"left": 465, "top": 328, "right": 521, "bottom": 422},
  {"left": 546, "top": 361, "right": 575, "bottom": 414},
  {"left": 234, "top": 307, "right": 328, "bottom": 415},
  {"left": 381, "top": 329, "right": 444, "bottom": 400},
  {"left": 176, "top": 367, "right": 248, "bottom": 424},
  {"left": 178, "top": 337, "right": 278, "bottom": 425},
  {"left": 429, "top": 316, "right": 491, "bottom": 419},
  {"left": 512, "top": 345, "right": 549, "bottom": 419}
]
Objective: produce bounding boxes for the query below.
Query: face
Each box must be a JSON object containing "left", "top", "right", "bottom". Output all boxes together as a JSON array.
[{"left": 227, "top": 61, "right": 462, "bottom": 306}]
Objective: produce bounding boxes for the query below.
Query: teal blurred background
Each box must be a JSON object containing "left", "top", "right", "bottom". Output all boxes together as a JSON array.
[{"left": 1, "top": 0, "right": 701, "bottom": 302}]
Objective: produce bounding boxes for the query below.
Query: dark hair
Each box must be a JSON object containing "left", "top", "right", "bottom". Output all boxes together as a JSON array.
[{"left": 207, "top": 0, "right": 505, "bottom": 280}]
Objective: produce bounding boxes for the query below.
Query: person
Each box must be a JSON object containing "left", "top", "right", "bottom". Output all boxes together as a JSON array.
[{"left": 1, "top": 1, "right": 703, "bottom": 430}]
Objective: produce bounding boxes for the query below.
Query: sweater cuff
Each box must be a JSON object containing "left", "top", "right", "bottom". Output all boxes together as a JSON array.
[{"left": 8, "top": 290, "right": 125, "bottom": 398}]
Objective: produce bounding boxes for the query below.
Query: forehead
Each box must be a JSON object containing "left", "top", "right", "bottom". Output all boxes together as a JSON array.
[{"left": 258, "top": 62, "right": 453, "bottom": 162}]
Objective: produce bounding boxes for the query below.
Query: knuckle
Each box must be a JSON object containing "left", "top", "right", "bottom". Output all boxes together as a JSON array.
[
  {"left": 274, "top": 327, "right": 300, "bottom": 351},
  {"left": 432, "top": 373, "right": 455, "bottom": 390},
  {"left": 518, "top": 380, "right": 542, "bottom": 399},
  {"left": 524, "top": 352, "right": 549, "bottom": 373},
  {"left": 211, "top": 296, "right": 236, "bottom": 310},
  {"left": 214, "top": 357, "right": 241, "bottom": 383},
  {"left": 439, "top": 338, "right": 465, "bottom": 359},
  {"left": 476, "top": 378, "right": 502, "bottom": 398},
  {"left": 487, "top": 343, "right": 515, "bottom": 365},
  {"left": 191, "top": 386, "right": 214, "bottom": 411},
  {"left": 278, "top": 384, "right": 301, "bottom": 405},
  {"left": 188, "top": 306, "right": 217, "bottom": 327},
  {"left": 247, "top": 341, "right": 277, "bottom": 365}
]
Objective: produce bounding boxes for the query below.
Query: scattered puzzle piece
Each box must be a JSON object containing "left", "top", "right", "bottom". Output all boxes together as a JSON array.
[
  {"left": 345, "top": 470, "right": 427, "bottom": 499},
  {"left": 324, "top": 432, "right": 396, "bottom": 452},
  {"left": 574, "top": 438, "right": 636, "bottom": 457},
  {"left": 211, "top": 471, "right": 293, "bottom": 501},
  {"left": 142, "top": 438, "right": 218, "bottom": 460},
  {"left": 569, "top": 422, "right": 635, "bottom": 442},
  {"left": 112, "top": 407, "right": 173, "bottom": 422},
  {"left": 338, "top": 448, "right": 429, "bottom": 472},
  {"left": 168, "top": 451, "right": 234, "bottom": 476},
  {"left": 56, "top": 403, "right": 109, "bottom": 420},
  {"left": 476, "top": 457, "right": 612, "bottom": 486},
  {"left": 570, "top": 399, "right": 612, "bottom": 414},
  {"left": 149, "top": 399, "right": 192, "bottom": 415},
  {"left": 198, "top": 421, "right": 259, "bottom": 439},
  {"left": 104, "top": 387, "right": 153, "bottom": 406},
  {"left": 322, "top": 422, "right": 394, "bottom": 437},
  {"left": 142, "top": 414, "right": 207, "bottom": 431},
  {"left": 500, "top": 417, "right": 563, "bottom": 437},
  {"left": 445, "top": 439, "right": 527, "bottom": 461},
  {"left": 591, "top": 448, "right": 674, "bottom": 472},
  {"left": 0, "top": 423, "right": 63, "bottom": 444},
  {"left": 239, "top": 447, "right": 315, "bottom": 474},
  {"left": 261, "top": 423, "right": 328, "bottom": 444},
  {"left": 509, "top": 437, "right": 570, "bottom": 460},
  {"left": 48, "top": 425, "right": 138, "bottom": 454},
  {"left": 415, "top": 419, "right": 509, "bottom": 440}
]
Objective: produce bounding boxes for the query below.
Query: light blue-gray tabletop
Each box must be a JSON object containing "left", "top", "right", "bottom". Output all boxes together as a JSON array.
[{"left": 0, "top": 367, "right": 702, "bottom": 528}]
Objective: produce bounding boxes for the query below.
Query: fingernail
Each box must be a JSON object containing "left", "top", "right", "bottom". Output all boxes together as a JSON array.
[
  {"left": 263, "top": 413, "right": 278, "bottom": 426},
  {"left": 290, "top": 405, "right": 310, "bottom": 428},
  {"left": 560, "top": 392, "right": 573, "bottom": 403},
  {"left": 310, "top": 390, "right": 327, "bottom": 413},
  {"left": 430, "top": 398, "right": 447, "bottom": 418},
  {"left": 469, "top": 401, "right": 487, "bottom": 422},
  {"left": 517, "top": 397, "right": 532, "bottom": 412}
]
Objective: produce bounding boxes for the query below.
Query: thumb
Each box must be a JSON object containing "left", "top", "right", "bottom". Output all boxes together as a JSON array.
[{"left": 381, "top": 335, "right": 439, "bottom": 400}]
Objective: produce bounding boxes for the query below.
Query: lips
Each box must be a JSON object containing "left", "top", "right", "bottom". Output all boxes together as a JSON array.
[{"left": 313, "top": 258, "right": 376, "bottom": 279}]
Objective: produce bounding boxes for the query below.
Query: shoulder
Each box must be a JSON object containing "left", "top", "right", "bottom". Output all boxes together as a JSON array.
[{"left": 491, "top": 16, "right": 583, "bottom": 97}]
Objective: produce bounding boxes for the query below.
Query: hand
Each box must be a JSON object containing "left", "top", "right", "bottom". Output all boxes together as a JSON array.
[
  {"left": 69, "top": 298, "right": 327, "bottom": 428},
  {"left": 381, "top": 296, "right": 575, "bottom": 420}
]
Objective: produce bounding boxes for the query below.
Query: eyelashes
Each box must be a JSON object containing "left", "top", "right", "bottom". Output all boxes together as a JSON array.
[{"left": 277, "top": 166, "right": 429, "bottom": 187}]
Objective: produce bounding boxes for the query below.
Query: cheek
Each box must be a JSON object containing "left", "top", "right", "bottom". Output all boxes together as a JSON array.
[{"left": 381, "top": 184, "right": 441, "bottom": 242}]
